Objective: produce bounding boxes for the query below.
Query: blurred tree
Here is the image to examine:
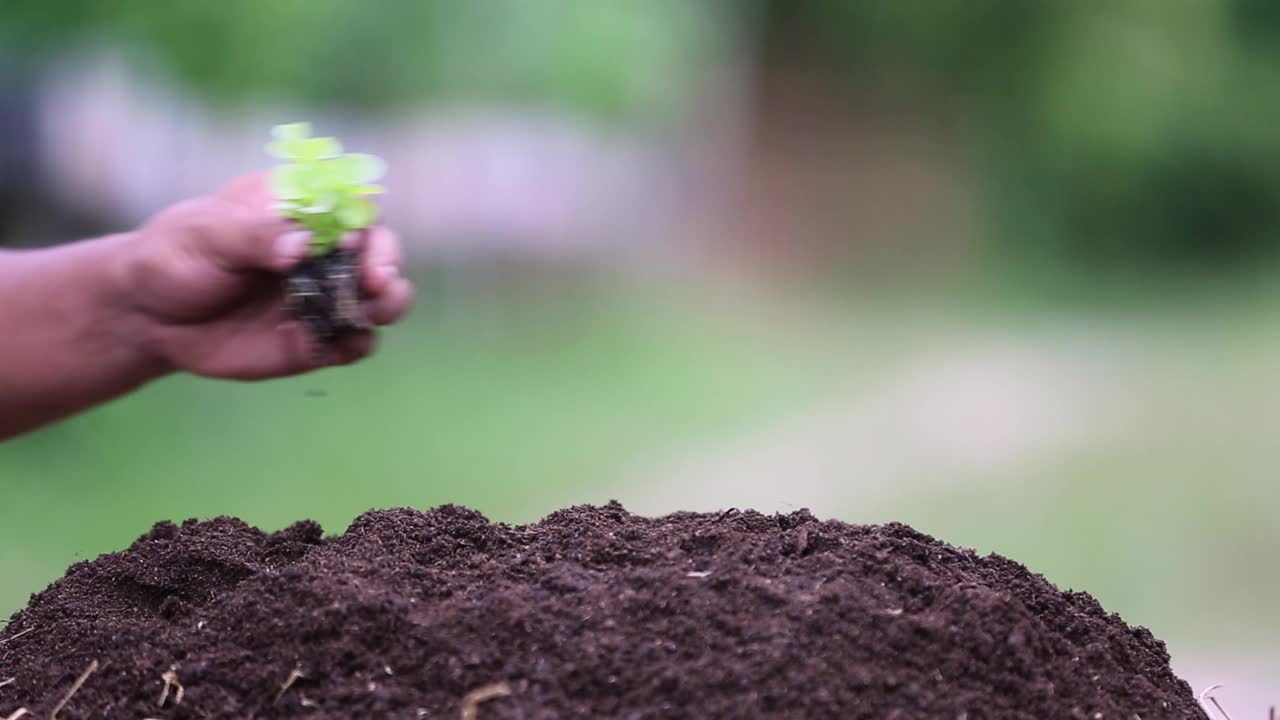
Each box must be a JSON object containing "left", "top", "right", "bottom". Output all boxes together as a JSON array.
[
  {"left": 9, "top": 0, "right": 1280, "bottom": 275},
  {"left": 0, "top": 0, "right": 717, "bottom": 120},
  {"left": 0, "top": 63, "right": 39, "bottom": 246},
  {"left": 749, "top": 0, "right": 1280, "bottom": 276},
  {"left": 0, "top": 1, "right": 431, "bottom": 107},
  {"left": 0, "top": 50, "right": 98, "bottom": 248}
]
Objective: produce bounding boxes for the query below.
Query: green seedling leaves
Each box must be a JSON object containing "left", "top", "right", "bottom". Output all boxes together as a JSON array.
[
  {"left": 272, "top": 122, "right": 312, "bottom": 141},
  {"left": 267, "top": 122, "right": 386, "bottom": 256},
  {"left": 336, "top": 197, "right": 376, "bottom": 229},
  {"left": 270, "top": 164, "right": 307, "bottom": 199},
  {"left": 337, "top": 153, "right": 386, "bottom": 184}
]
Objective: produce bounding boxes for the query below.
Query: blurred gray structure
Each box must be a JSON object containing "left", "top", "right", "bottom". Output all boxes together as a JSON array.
[
  {"left": 0, "top": 62, "right": 44, "bottom": 243},
  {"left": 32, "top": 53, "right": 752, "bottom": 269}
]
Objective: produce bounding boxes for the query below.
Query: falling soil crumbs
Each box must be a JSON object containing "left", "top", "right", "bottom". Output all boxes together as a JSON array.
[{"left": 0, "top": 503, "right": 1204, "bottom": 719}]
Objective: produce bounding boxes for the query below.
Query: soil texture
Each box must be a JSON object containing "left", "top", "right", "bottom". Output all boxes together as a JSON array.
[
  {"left": 285, "top": 247, "right": 368, "bottom": 344},
  {"left": 0, "top": 503, "right": 1205, "bottom": 719}
]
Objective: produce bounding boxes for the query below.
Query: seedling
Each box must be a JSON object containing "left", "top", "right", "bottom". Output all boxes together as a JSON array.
[
  {"left": 267, "top": 122, "right": 386, "bottom": 344},
  {"left": 267, "top": 122, "right": 385, "bottom": 256}
]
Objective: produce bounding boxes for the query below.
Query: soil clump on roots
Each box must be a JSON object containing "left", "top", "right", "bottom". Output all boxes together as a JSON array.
[
  {"left": 285, "top": 247, "right": 368, "bottom": 344},
  {"left": 0, "top": 503, "right": 1205, "bottom": 718}
]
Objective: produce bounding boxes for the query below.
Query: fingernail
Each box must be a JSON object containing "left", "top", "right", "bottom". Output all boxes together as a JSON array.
[{"left": 274, "top": 231, "right": 310, "bottom": 267}]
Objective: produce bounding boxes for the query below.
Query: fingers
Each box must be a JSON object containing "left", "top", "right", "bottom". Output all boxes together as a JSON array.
[
  {"left": 363, "top": 276, "right": 415, "bottom": 326},
  {"left": 359, "top": 225, "right": 404, "bottom": 295},
  {"left": 288, "top": 276, "right": 408, "bottom": 374},
  {"left": 273, "top": 325, "right": 376, "bottom": 374},
  {"left": 174, "top": 314, "right": 319, "bottom": 381},
  {"left": 225, "top": 209, "right": 305, "bottom": 273},
  {"left": 271, "top": 229, "right": 312, "bottom": 270},
  {"left": 187, "top": 172, "right": 303, "bottom": 273},
  {"left": 282, "top": 329, "right": 376, "bottom": 371},
  {"left": 332, "top": 330, "right": 377, "bottom": 365},
  {"left": 348, "top": 224, "right": 413, "bottom": 325},
  {"left": 218, "top": 172, "right": 275, "bottom": 214},
  {"left": 204, "top": 173, "right": 407, "bottom": 280},
  {"left": 168, "top": 192, "right": 299, "bottom": 274}
]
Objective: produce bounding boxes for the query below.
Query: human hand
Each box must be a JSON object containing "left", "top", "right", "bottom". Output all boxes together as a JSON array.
[{"left": 120, "top": 172, "right": 414, "bottom": 380}]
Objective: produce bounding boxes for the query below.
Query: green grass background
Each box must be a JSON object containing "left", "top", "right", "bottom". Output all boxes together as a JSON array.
[
  {"left": 0, "top": 276, "right": 860, "bottom": 618},
  {"left": 3, "top": 275, "right": 1279, "bottom": 660}
]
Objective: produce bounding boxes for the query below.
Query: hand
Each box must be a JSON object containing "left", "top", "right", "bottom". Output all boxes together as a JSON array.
[{"left": 121, "top": 172, "right": 415, "bottom": 380}]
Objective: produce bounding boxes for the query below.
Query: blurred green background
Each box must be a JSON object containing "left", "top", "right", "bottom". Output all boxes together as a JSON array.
[{"left": 2, "top": 0, "right": 1278, "bottom": 708}]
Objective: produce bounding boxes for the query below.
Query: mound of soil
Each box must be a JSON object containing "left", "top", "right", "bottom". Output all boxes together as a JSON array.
[{"left": 1, "top": 504, "right": 1203, "bottom": 719}]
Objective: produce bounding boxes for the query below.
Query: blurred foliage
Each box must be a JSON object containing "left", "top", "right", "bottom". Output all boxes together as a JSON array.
[
  {"left": 765, "top": 0, "right": 1280, "bottom": 274},
  {"left": 0, "top": 0, "right": 716, "bottom": 118},
  {"left": 6, "top": 0, "right": 1280, "bottom": 271}
]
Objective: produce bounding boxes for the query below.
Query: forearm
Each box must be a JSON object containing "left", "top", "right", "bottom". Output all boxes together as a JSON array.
[{"left": 0, "top": 234, "right": 170, "bottom": 439}]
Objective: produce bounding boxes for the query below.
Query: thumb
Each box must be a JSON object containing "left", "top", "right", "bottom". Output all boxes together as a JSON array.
[
  {"left": 199, "top": 201, "right": 308, "bottom": 273},
  {"left": 189, "top": 172, "right": 308, "bottom": 272}
]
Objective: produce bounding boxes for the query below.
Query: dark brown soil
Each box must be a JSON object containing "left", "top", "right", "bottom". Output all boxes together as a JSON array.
[
  {"left": 0, "top": 504, "right": 1205, "bottom": 719},
  {"left": 285, "top": 247, "right": 368, "bottom": 344}
]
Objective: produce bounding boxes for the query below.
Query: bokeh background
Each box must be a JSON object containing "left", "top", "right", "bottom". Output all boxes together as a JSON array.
[{"left": 2, "top": 0, "right": 1278, "bottom": 710}]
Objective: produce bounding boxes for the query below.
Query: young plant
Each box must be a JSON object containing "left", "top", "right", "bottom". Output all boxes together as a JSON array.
[
  {"left": 267, "top": 122, "right": 386, "bottom": 343},
  {"left": 267, "top": 122, "right": 386, "bottom": 257}
]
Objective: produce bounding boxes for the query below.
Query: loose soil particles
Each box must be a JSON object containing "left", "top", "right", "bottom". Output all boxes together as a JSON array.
[{"left": 1, "top": 503, "right": 1204, "bottom": 719}]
